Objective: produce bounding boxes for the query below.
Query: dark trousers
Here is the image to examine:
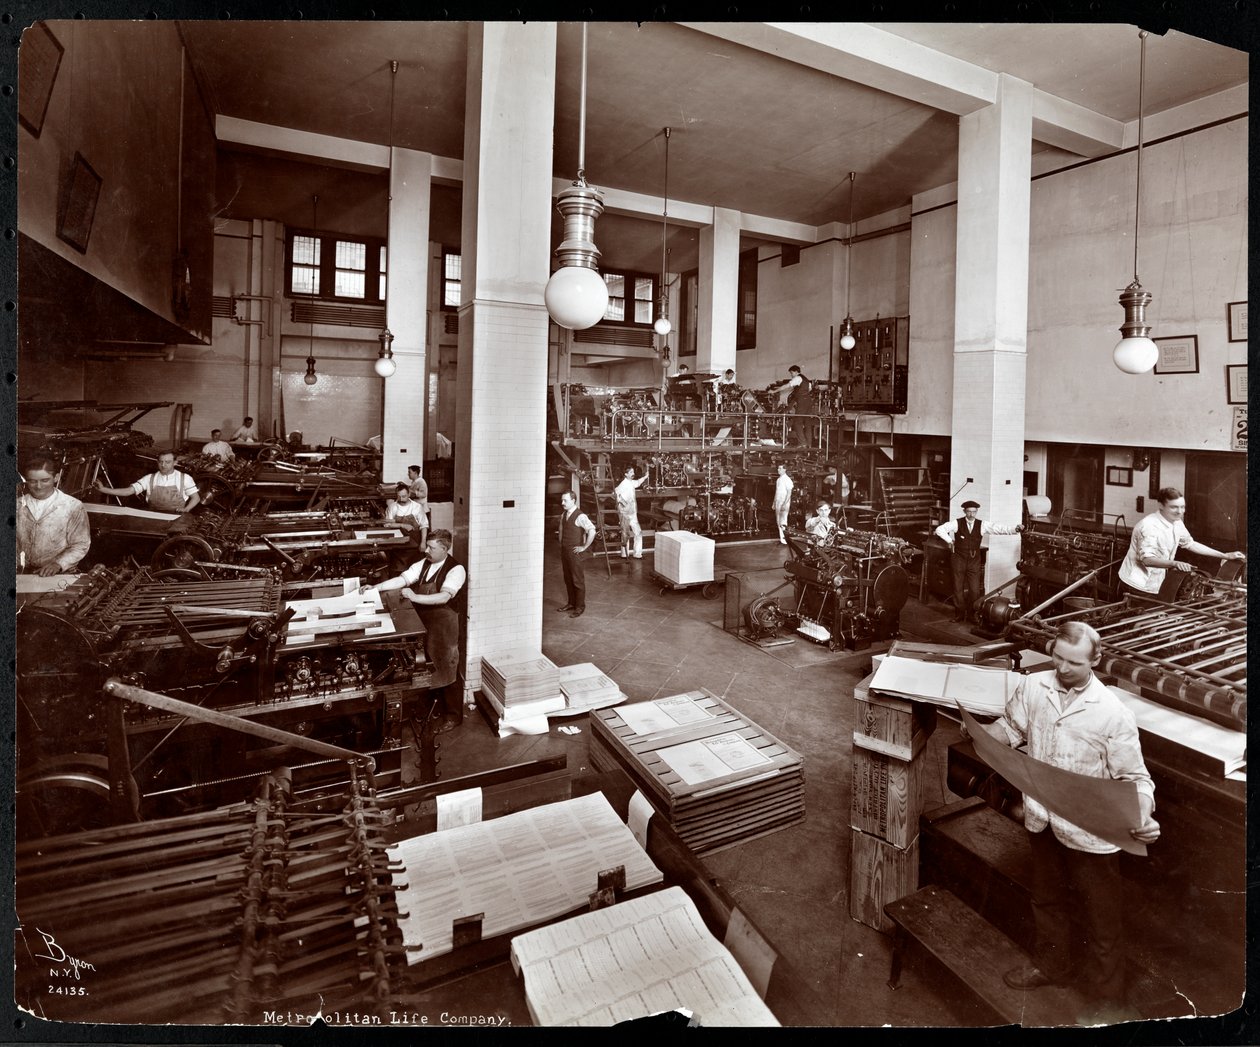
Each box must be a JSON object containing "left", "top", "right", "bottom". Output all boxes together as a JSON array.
[
  {"left": 951, "top": 551, "right": 983, "bottom": 617},
  {"left": 561, "top": 545, "right": 586, "bottom": 610},
  {"left": 1028, "top": 829, "right": 1126, "bottom": 1002}
]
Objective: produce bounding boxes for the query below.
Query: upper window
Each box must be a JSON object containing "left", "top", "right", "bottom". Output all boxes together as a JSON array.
[
  {"left": 442, "top": 249, "right": 462, "bottom": 309},
  {"left": 601, "top": 270, "right": 657, "bottom": 327},
  {"left": 736, "top": 248, "right": 758, "bottom": 350},
  {"left": 286, "top": 229, "right": 386, "bottom": 304}
]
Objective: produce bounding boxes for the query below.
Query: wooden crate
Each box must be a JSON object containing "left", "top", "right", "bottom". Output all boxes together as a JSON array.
[
  {"left": 853, "top": 678, "right": 937, "bottom": 762},
  {"left": 848, "top": 826, "right": 920, "bottom": 934},
  {"left": 849, "top": 746, "right": 924, "bottom": 849}
]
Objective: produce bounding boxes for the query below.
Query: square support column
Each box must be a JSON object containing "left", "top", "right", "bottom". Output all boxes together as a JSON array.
[
  {"left": 949, "top": 74, "right": 1033, "bottom": 594},
  {"left": 696, "top": 206, "right": 740, "bottom": 374},
  {"left": 455, "top": 22, "right": 557, "bottom": 695}
]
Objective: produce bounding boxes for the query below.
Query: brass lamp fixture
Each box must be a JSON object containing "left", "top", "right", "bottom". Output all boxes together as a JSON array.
[
  {"left": 544, "top": 23, "right": 609, "bottom": 330},
  {"left": 839, "top": 171, "right": 857, "bottom": 351},
  {"left": 1113, "top": 30, "right": 1158, "bottom": 374},
  {"left": 375, "top": 59, "right": 398, "bottom": 379}
]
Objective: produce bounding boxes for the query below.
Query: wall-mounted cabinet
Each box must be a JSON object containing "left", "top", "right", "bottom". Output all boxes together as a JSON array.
[{"left": 834, "top": 316, "right": 909, "bottom": 413}]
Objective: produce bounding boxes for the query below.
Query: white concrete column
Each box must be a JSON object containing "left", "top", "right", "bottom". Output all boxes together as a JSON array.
[
  {"left": 949, "top": 73, "right": 1033, "bottom": 594},
  {"left": 696, "top": 206, "right": 740, "bottom": 374},
  {"left": 454, "top": 22, "right": 556, "bottom": 694},
  {"left": 380, "top": 146, "right": 432, "bottom": 482}
]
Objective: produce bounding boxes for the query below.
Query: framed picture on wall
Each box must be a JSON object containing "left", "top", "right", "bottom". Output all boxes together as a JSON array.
[
  {"left": 1152, "top": 335, "right": 1199, "bottom": 375},
  {"left": 57, "top": 153, "right": 102, "bottom": 254},
  {"left": 17, "top": 21, "right": 63, "bottom": 138},
  {"left": 1105, "top": 466, "right": 1133, "bottom": 487},
  {"left": 1225, "top": 364, "right": 1247, "bottom": 405},
  {"left": 1227, "top": 301, "right": 1247, "bottom": 343}
]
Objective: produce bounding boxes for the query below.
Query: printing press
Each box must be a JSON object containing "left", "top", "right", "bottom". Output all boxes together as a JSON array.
[
  {"left": 742, "top": 526, "right": 913, "bottom": 650},
  {"left": 938, "top": 571, "right": 1247, "bottom": 1014},
  {"left": 151, "top": 505, "right": 413, "bottom": 581},
  {"left": 1006, "top": 511, "right": 1130, "bottom": 611},
  {"left": 15, "top": 561, "right": 435, "bottom": 839}
]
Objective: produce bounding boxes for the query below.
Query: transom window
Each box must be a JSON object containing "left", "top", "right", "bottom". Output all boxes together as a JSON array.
[
  {"left": 442, "top": 249, "right": 462, "bottom": 309},
  {"left": 286, "top": 229, "right": 386, "bottom": 304}
]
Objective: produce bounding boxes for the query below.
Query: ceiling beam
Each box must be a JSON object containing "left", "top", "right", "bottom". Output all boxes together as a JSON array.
[{"left": 685, "top": 22, "right": 1123, "bottom": 157}]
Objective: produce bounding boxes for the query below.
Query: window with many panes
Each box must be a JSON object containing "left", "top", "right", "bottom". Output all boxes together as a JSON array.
[
  {"left": 736, "top": 248, "right": 758, "bottom": 350},
  {"left": 600, "top": 269, "right": 657, "bottom": 327},
  {"left": 286, "top": 230, "right": 386, "bottom": 304},
  {"left": 441, "top": 249, "right": 462, "bottom": 309}
]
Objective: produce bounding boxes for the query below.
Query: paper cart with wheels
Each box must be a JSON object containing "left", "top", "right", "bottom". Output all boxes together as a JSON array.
[{"left": 652, "top": 530, "right": 722, "bottom": 599}]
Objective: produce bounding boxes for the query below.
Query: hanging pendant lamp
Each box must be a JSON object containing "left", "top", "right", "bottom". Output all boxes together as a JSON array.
[
  {"left": 839, "top": 171, "right": 857, "bottom": 351},
  {"left": 544, "top": 23, "right": 609, "bottom": 331},
  {"left": 375, "top": 59, "right": 399, "bottom": 379},
  {"left": 1113, "top": 30, "right": 1158, "bottom": 375},
  {"left": 653, "top": 126, "right": 673, "bottom": 337},
  {"left": 304, "top": 193, "right": 319, "bottom": 385}
]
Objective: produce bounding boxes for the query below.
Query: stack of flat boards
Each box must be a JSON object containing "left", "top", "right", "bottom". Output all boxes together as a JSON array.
[
  {"left": 555, "top": 662, "right": 626, "bottom": 716},
  {"left": 480, "top": 651, "right": 566, "bottom": 732},
  {"left": 653, "top": 530, "right": 714, "bottom": 586},
  {"left": 589, "top": 689, "right": 805, "bottom": 855}
]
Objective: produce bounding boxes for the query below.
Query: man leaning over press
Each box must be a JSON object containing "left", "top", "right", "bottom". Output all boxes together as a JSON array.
[
  {"left": 1117, "top": 486, "right": 1245, "bottom": 600},
  {"left": 96, "top": 451, "right": 201, "bottom": 513}
]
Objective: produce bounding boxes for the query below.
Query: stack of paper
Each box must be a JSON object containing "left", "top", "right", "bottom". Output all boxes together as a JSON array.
[
  {"left": 555, "top": 663, "right": 626, "bottom": 716},
  {"left": 653, "top": 531, "right": 715, "bottom": 586},
  {"left": 589, "top": 690, "right": 805, "bottom": 855},
  {"left": 388, "top": 792, "right": 662, "bottom": 964},
  {"left": 481, "top": 650, "right": 563, "bottom": 711},
  {"left": 868, "top": 655, "right": 1019, "bottom": 716},
  {"left": 510, "top": 886, "right": 779, "bottom": 1027}
]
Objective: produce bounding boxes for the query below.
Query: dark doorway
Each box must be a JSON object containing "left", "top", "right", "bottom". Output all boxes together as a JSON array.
[
  {"left": 1184, "top": 451, "right": 1247, "bottom": 551},
  {"left": 1046, "top": 443, "right": 1104, "bottom": 519}
]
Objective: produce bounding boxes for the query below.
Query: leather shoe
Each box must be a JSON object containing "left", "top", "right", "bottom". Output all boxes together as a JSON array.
[
  {"left": 558, "top": 604, "right": 575, "bottom": 612},
  {"left": 569, "top": 608, "right": 584, "bottom": 618},
  {"left": 434, "top": 714, "right": 461, "bottom": 734},
  {"left": 1002, "top": 966, "right": 1058, "bottom": 990}
]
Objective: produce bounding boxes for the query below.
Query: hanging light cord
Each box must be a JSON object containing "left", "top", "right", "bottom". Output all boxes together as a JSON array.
[
  {"left": 844, "top": 170, "right": 855, "bottom": 314},
  {"left": 661, "top": 126, "right": 671, "bottom": 311},
  {"left": 309, "top": 193, "right": 318, "bottom": 368},
  {"left": 576, "top": 23, "right": 588, "bottom": 185},
  {"left": 1132, "top": 30, "right": 1147, "bottom": 284}
]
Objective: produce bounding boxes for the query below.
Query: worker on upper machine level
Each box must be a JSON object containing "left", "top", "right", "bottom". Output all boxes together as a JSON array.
[
  {"left": 934, "top": 499, "right": 1022, "bottom": 623},
  {"left": 1117, "top": 486, "right": 1245, "bottom": 601},
  {"left": 96, "top": 450, "right": 201, "bottom": 513},
  {"left": 363, "top": 529, "right": 467, "bottom": 734},
  {"left": 17, "top": 456, "right": 91, "bottom": 575},
  {"left": 406, "top": 464, "right": 430, "bottom": 522},
  {"left": 201, "top": 428, "right": 235, "bottom": 461},
  {"left": 230, "top": 416, "right": 259, "bottom": 443},
  {"left": 615, "top": 465, "right": 650, "bottom": 559}
]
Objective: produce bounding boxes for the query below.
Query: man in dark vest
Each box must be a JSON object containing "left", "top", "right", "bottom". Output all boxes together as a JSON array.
[
  {"left": 557, "top": 490, "right": 596, "bottom": 618},
  {"left": 934, "top": 499, "right": 1023, "bottom": 623},
  {"left": 364, "top": 528, "right": 466, "bottom": 732}
]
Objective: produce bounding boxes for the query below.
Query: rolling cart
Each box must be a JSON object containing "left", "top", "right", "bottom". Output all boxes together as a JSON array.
[{"left": 651, "top": 570, "right": 723, "bottom": 600}]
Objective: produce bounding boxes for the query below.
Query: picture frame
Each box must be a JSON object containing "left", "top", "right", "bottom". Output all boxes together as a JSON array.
[
  {"left": 1227, "top": 301, "right": 1247, "bottom": 343},
  {"left": 1225, "top": 364, "right": 1247, "bottom": 406},
  {"left": 1106, "top": 466, "right": 1133, "bottom": 487},
  {"left": 1152, "top": 335, "right": 1199, "bottom": 375},
  {"left": 57, "top": 152, "right": 102, "bottom": 254},
  {"left": 17, "top": 21, "right": 63, "bottom": 138}
]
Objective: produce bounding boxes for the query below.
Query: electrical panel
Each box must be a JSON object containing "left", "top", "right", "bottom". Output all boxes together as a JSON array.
[{"left": 834, "top": 315, "right": 909, "bottom": 413}]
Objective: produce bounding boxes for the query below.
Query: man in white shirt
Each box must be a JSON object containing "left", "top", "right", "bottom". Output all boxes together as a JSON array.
[
  {"left": 934, "top": 499, "right": 1022, "bottom": 622},
  {"left": 805, "top": 499, "right": 836, "bottom": 542},
  {"left": 614, "top": 466, "right": 650, "bottom": 559},
  {"left": 972, "top": 621, "right": 1159, "bottom": 1008},
  {"left": 384, "top": 483, "right": 428, "bottom": 572},
  {"left": 230, "top": 417, "right": 259, "bottom": 443},
  {"left": 202, "top": 429, "right": 235, "bottom": 461},
  {"left": 97, "top": 451, "right": 201, "bottom": 513},
  {"left": 772, "top": 464, "right": 793, "bottom": 545},
  {"left": 17, "top": 457, "right": 91, "bottom": 575},
  {"left": 1117, "top": 486, "right": 1244, "bottom": 599},
  {"left": 364, "top": 529, "right": 466, "bottom": 733}
]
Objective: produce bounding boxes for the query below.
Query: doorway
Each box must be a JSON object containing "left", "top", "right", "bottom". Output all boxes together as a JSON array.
[
  {"left": 1184, "top": 451, "right": 1247, "bottom": 551},
  {"left": 1046, "top": 443, "right": 1104, "bottom": 519}
]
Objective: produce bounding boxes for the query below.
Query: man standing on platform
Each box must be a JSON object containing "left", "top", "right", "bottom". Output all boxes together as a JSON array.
[
  {"left": 972, "top": 620, "right": 1159, "bottom": 1013},
  {"left": 1117, "top": 486, "right": 1245, "bottom": 600},
  {"left": 557, "top": 490, "right": 595, "bottom": 618},
  {"left": 364, "top": 530, "right": 466, "bottom": 733},
  {"left": 934, "top": 499, "right": 1022, "bottom": 622},
  {"left": 615, "top": 465, "right": 650, "bottom": 559}
]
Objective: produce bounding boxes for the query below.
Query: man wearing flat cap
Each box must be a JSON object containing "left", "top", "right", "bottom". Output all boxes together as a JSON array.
[{"left": 934, "top": 499, "right": 1023, "bottom": 623}]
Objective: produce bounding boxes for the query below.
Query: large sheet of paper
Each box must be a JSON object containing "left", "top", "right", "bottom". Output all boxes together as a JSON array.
[
  {"left": 1109, "top": 686, "right": 1246, "bottom": 776},
  {"left": 961, "top": 710, "right": 1147, "bottom": 856},
  {"left": 510, "top": 886, "right": 779, "bottom": 1027},
  {"left": 870, "top": 656, "right": 1015, "bottom": 715},
  {"left": 617, "top": 692, "right": 715, "bottom": 735},
  {"left": 655, "top": 732, "right": 772, "bottom": 786},
  {"left": 388, "top": 792, "right": 662, "bottom": 964}
]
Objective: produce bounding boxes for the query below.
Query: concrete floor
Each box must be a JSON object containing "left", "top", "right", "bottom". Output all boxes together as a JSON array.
[{"left": 419, "top": 536, "right": 1009, "bottom": 1028}]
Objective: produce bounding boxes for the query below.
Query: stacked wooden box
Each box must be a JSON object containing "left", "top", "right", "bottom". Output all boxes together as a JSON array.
[
  {"left": 653, "top": 530, "right": 714, "bottom": 586},
  {"left": 848, "top": 671, "right": 936, "bottom": 933},
  {"left": 589, "top": 689, "right": 805, "bottom": 855}
]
